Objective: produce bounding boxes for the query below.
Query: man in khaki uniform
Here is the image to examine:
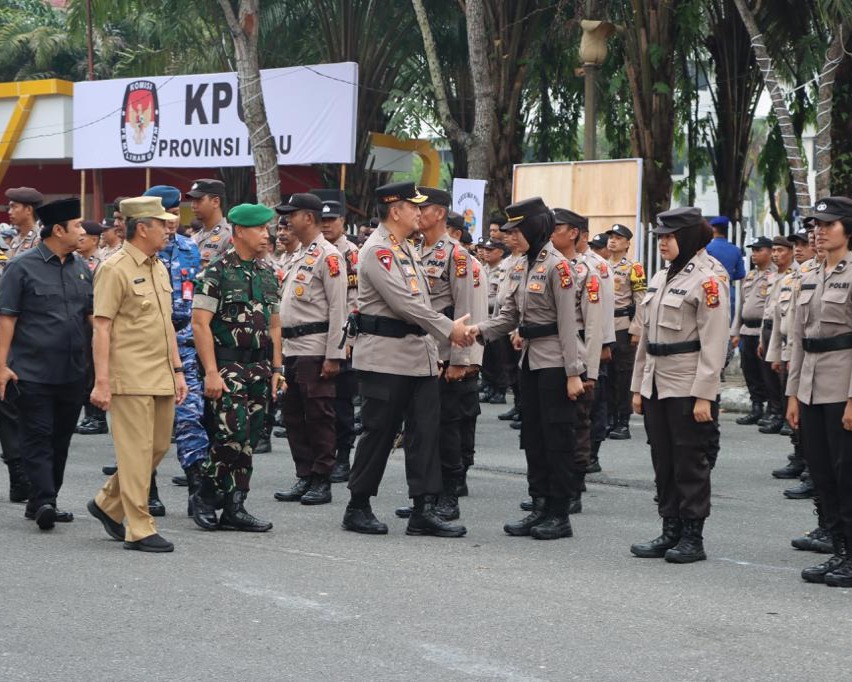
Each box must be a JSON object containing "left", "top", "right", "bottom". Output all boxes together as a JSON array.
[
  {"left": 320, "top": 200, "right": 359, "bottom": 481},
  {"left": 5, "top": 187, "right": 43, "bottom": 259},
  {"left": 187, "top": 179, "right": 232, "bottom": 266},
  {"left": 731, "top": 236, "right": 776, "bottom": 424},
  {"left": 272, "top": 193, "right": 348, "bottom": 506},
  {"left": 342, "top": 182, "right": 471, "bottom": 538},
  {"left": 87, "top": 197, "right": 188, "bottom": 553},
  {"left": 470, "top": 198, "right": 586, "bottom": 541},
  {"left": 606, "top": 223, "right": 647, "bottom": 440}
]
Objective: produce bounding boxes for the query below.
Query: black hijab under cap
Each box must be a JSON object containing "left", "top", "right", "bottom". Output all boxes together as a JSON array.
[{"left": 504, "top": 197, "right": 553, "bottom": 265}]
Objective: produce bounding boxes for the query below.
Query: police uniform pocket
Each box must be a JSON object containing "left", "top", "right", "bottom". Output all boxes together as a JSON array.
[
  {"left": 821, "top": 287, "right": 849, "bottom": 325},
  {"left": 658, "top": 296, "right": 685, "bottom": 331},
  {"left": 221, "top": 288, "right": 250, "bottom": 320}
]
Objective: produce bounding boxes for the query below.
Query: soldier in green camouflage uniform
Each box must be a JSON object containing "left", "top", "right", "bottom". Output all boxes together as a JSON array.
[{"left": 190, "top": 203, "right": 283, "bottom": 532}]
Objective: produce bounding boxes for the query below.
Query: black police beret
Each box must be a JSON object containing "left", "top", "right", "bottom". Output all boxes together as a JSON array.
[
  {"left": 5, "top": 187, "right": 43, "bottom": 207},
  {"left": 653, "top": 207, "right": 703, "bottom": 235},
  {"left": 553, "top": 208, "right": 589, "bottom": 231}
]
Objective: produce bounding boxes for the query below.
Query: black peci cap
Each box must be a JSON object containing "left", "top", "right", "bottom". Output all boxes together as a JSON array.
[{"left": 36, "top": 197, "right": 80, "bottom": 228}]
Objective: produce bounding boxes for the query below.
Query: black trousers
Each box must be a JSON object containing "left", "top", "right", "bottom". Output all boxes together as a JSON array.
[
  {"left": 333, "top": 363, "right": 357, "bottom": 455},
  {"left": 282, "top": 356, "right": 337, "bottom": 478},
  {"left": 17, "top": 379, "right": 85, "bottom": 513},
  {"left": 348, "top": 371, "right": 442, "bottom": 498},
  {"left": 641, "top": 389, "right": 716, "bottom": 519},
  {"left": 438, "top": 374, "right": 480, "bottom": 483},
  {"left": 0, "top": 398, "right": 21, "bottom": 465},
  {"left": 519, "top": 357, "right": 579, "bottom": 500},
  {"left": 481, "top": 336, "right": 511, "bottom": 392},
  {"left": 608, "top": 329, "right": 636, "bottom": 423},
  {"left": 739, "top": 335, "right": 767, "bottom": 404},
  {"left": 799, "top": 402, "right": 852, "bottom": 540},
  {"left": 591, "top": 371, "right": 608, "bottom": 444},
  {"left": 760, "top": 360, "right": 783, "bottom": 415}
]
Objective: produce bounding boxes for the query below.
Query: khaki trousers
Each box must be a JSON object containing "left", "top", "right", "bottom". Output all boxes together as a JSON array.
[{"left": 95, "top": 394, "right": 175, "bottom": 542}]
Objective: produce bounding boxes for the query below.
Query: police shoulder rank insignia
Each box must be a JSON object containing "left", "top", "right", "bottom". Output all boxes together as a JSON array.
[
  {"left": 702, "top": 278, "right": 720, "bottom": 308},
  {"left": 376, "top": 248, "right": 393, "bottom": 272},
  {"left": 556, "top": 261, "right": 573, "bottom": 289},
  {"left": 326, "top": 254, "right": 341, "bottom": 277},
  {"left": 454, "top": 247, "right": 467, "bottom": 277},
  {"left": 597, "top": 262, "right": 609, "bottom": 279},
  {"left": 587, "top": 275, "right": 600, "bottom": 302}
]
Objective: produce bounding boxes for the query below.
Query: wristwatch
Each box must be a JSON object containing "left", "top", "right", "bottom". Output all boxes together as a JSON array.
[
  {"left": 272, "top": 366, "right": 284, "bottom": 375},
  {"left": 174, "top": 366, "right": 185, "bottom": 373}
]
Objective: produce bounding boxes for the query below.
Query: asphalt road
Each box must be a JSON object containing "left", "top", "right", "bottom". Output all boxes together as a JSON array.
[{"left": 0, "top": 404, "right": 847, "bottom": 681}]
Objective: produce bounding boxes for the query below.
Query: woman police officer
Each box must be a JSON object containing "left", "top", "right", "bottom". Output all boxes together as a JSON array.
[{"left": 629, "top": 207, "right": 729, "bottom": 563}]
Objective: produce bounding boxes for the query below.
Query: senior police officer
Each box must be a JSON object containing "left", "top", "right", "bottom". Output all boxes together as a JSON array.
[
  {"left": 271, "top": 193, "right": 347, "bottom": 506},
  {"left": 187, "top": 179, "right": 232, "bottom": 266},
  {"left": 98, "top": 215, "right": 123, "bottom": 262},
  {"left": 5, "top": 187, "right": 43, "bottom": 259},
  {"left": 341, "top": 182, "right": 471, "bottom": 537},
  {"left": 468, "top": 198, "right": 585, "bottom": 540},
  {"left": 74, "top": 220, "right": 110, "bottom": 437},
  {"left": 87, "top": 196, "right": 188, "bottom": 552},
  {"left": 0, "top": 198, "right": 90, "bottom": 530},
  {"left": 190, "top": 203, "right": 283, "bottom": 533},
  {"left": 606, "top": 224, "right": 647, "bottom": 441},
  {"left": 142, "top": 185, "right": 207, "bottom": 516},
  {"left": 786, "top": 197, "right": 852, "bottom": 587},
  {"left": 319, "top": 199, "right": 360, "bottom": 482},
  {"left": 630, "top": 208, "right": 729, "bottom": 563},
  {"left": 732, "top": 236, "right": 776, "bottom": 425}
]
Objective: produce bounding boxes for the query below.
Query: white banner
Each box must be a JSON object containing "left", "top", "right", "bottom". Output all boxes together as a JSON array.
[
  {"left": 452, "top": 178, "right": 487, "bottom": 242},
  {"left": 72, "top": 62, "right": 358, "bottom": 169}
]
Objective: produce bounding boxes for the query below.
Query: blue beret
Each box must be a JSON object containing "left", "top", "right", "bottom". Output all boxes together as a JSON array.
[
  {"left": 709, "top": 215, "right": 730, "bottom": 227},
  {"left": 143, "top": 185, "right": 181, "bottom": 210},
  {"left": 228, "top": 203, "right": 275, "bottom": 227}
]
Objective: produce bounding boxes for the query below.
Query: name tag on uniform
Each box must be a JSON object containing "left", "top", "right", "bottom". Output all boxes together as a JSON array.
[
  {"left": 182, "top": 280, "right": 194, "bottom": 301},
  {"left": 133, "top": 277, "right": 146, "bottom": 284}
]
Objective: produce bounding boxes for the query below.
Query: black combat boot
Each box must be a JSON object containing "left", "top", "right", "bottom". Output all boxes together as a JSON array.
[
  {"left": 664, "top": 518, "right": 707, "bottom": 563},
  {"left": 609, "top": 417, "right": 631, "bottom": 440},
  {"left": 435, "top": 483, "right": 460, "bottom": 521},
  {"left": 172, "top": 474, "right": 188, "bottom": 486},
  {"left": 586, "top": 440, "right": 602, "bottom": 473},
  {"left": 825, "top": 535, "right": 852, "bottom": 587},
  {"left": 218, "top": 490, "right": 272, "bottom": 532},
  {"left": 185, "top": 463, "right": 204, "bottom": 517},
  {"left": 6, "top": 458, "right": 30, "bottom": 503},
  {"left": 487, "top": 389, "right": 507, "bottom": 405},
  {"left": 498, "top": 405, "right": 519, "bottom": 421},
  {"left": 330, "top": 449, "right": 351, "bottom": 483},
  {"left": 273, "top": 477, "right": 310, "bottom": 502},
  {"left": 394, "top": 504, "right": 413, "bottom": 518},
  {"left": 342, "top": 503, "right": 388, "bottom": 534},
  {"left": 530, "top": 497, "right": 573, "bottom": 540},
  {"left": 506, "top": 497, "right": 547, "bottom": 534},
  {"left": 779, "top": 420, "right": 794, "bottom": 437},
  {"left": 772, "top": 457, "right": 806, "bottom": 479},
  {"left": 191, "top": 476, "right": 221, "bottom": 530},
  {"left": 802, "top": 534, "right": 848, "bottom": 583},
  {"left": 478, "top": 385, "right": 494, "bottom": 402},
  {"left": 148, "top": 472, "right": 166, "bottom": 517},
  {"left": 254, "top": 429, "right": 272, "bottom": 454},
  {"left": 631, "top": 518, "right": 682, "bottom": 558},
  {"left": 300, "top": 475, "right": 332, "bottom": 505},
  {"left": 406, "top": 495, "right": 467, "bottom": 537},
  {"left": 784, "top": 472, "right": 815, "bottom": 499},
  {"left": 736, "top": 401, "right": 764, "bottom": 425},
  {"left": 758, "top": 411, "right": 784, "bottom": 434},
  {"left": 791, "top": 499, "right": 833, "bottom": 553},
  {"left": 75, "top": 415, "right": 109, "bottom": 435}
]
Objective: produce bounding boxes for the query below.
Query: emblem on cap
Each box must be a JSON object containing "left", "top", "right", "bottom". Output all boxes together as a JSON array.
[
  {"left": 817, "top": 202, "right": 827, "bottom": 211},
  {"left": 191, "top": 183, "right": 198, "bottom": 191},
  {"left": 322, "top": 205, "right": 330, "bottom": 213}
]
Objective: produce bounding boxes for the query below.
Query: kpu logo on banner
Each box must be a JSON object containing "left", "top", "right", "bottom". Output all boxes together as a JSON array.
[{"left": 120, "top": 80, "right": 160, "bottom": 163}]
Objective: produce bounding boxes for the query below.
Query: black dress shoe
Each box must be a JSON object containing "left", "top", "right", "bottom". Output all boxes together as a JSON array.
[
  {"left": 497, "top": 406, "right": 519, "bottom": 421},
  {"left": 75, "top": 418, "right": 108, "bottom": 435},
  {"left": 148, "top": 497, "right": 166, "bottom": 517},
  {"left": 510, "top": 420, "right": 522, "bottom": 430},
  {"left": 330, "top": 461, "right": 350, "bottom": 483},
  {"left": 273, "top": 477, "right": 310, "bottom": 502},
  {"left": 87, "top": 499, "right": 125, "bottom": 540},
  {"left": 301, "top": 477, "right": 332, "bottom": 505},
  {"left": 27, "top": 508, "right": 74, "bottom": 523},
  {"left": 272, "top": 427, "right": 287, "bottom": 438},
  {"left": 102, "top": 464, "right": 118, "bottom": 476},
  {"left": 395, "top": 505, "right": 413, "bottom": 518},
  {"left": 124, "top": 533, "right": 174, "bottom": 553},
  {"left": 171, "top": 475, "right": 188, "bottom": 486},
  {"left": 609, "top": 424, "right": 631, "bottom": 440},
  {"left": 342, "top": 505, "right": 388, "bottom": 534},
  {"left": 33, "top": 504, "right": 56, "bottom": 530}
]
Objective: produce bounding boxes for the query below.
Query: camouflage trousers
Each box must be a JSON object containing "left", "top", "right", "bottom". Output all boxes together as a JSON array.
[
  {"left": 174, "top": 340, "right": 208, "bottom": 470},
  {"left": 203, "top": 360, "right": 271, "bottom": 492}
]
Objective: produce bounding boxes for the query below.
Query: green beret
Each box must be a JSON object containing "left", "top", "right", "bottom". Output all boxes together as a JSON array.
[{"left": 227, "top": 203, "right": 274, "bottom": 227}]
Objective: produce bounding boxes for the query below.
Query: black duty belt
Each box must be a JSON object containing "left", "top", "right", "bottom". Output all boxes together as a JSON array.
[
  {"left": 762, "top": 319, "right": 773, "bottom": 331},
  {"left": 518, "top": 322, "right": 558, "bottom": 339},
  {"left": 614, "top": 305, "right": 635, "bottom": 318},
  {"left": 282, "top": 321, "right": 329, "bottom": 339},
  {"left": 357, "top": 313, "right": 426, "bottom": 338},
  {"left": 742, "top": 318, "right": 762, "bottom": 329},
  {"left": 442, "top": 305, "right": 455, "bottom": 319},
  {"left": 214, "top": 347, "right": 268, "bottom": 363},
  {"left": 646, "top": 340, "right": 701, "bottom": 356},
  {"left": 801, "top": 333, "right": 852, "bottom": 353}
]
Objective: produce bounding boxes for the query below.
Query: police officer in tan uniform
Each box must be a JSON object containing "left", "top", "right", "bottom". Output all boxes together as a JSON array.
[
  {"left": 731, "top": 236, "right": 776, "bottom": 425},
  {"left": 97, "top": 218, "right": 123, "bottom": 262},
  {"left": 342, "top": 182, "right": 471, "bottom": 538},
  {"left": 786, "top": 197, "right": 852, "bottom": 587},
  {"left": 186, "top": 179, "right": 232, "bottom": 266},
  {"left": 630, "top": 207, "right": 728, "bottom": 564},
  {"left": 4, "top": 187, "right": 43, "bottom": 259},
  {"left": 606, "top": 223, "right": 647, "bottom": 440},
  {"left": 469, "top": 198, "right": 585, "bottom": 541},
  {"left": 320, "top": 200, "right": 359, "bottom": 482},
  {"left": 272, "top": 193, "right": 347, "bottom": 506}
]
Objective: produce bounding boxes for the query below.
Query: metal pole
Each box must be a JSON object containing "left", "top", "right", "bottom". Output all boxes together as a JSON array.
[
  {"left": 86, "top": 0, "right": 104, "bottom": 221},
  {"left": 583, "top": 64, "right": 598, "bottom": 161}
]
